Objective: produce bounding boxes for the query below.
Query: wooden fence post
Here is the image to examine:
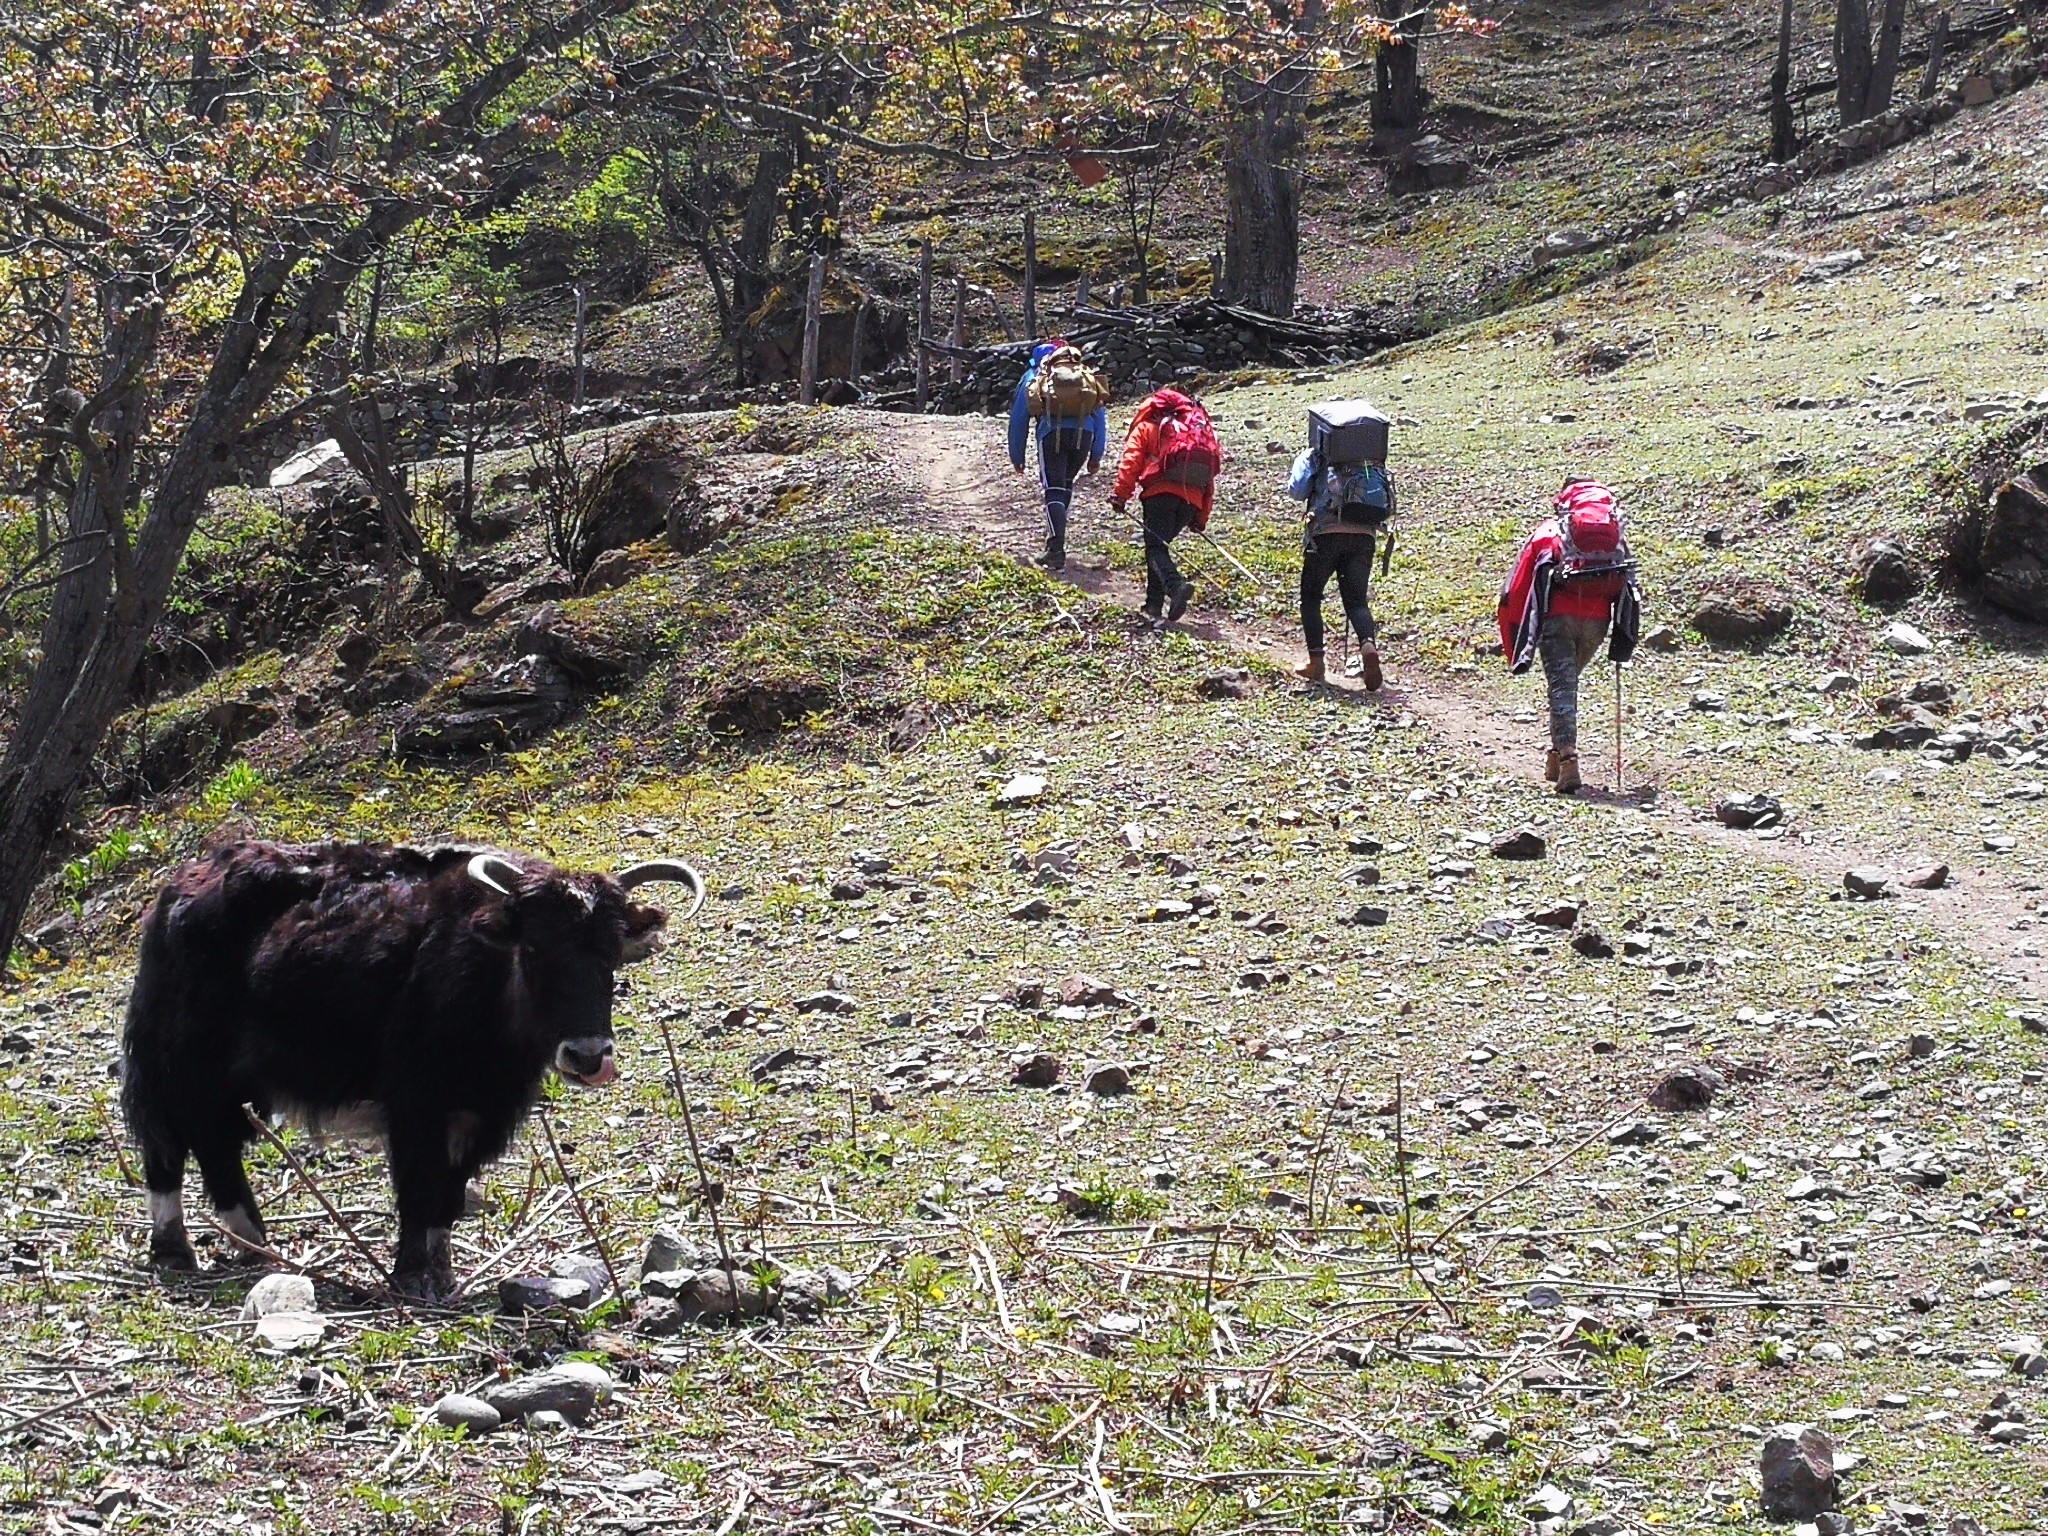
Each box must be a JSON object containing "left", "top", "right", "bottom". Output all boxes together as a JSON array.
[
  {"left": 950, "top": 274, "right": 967, "bottom": 384},
  {"left": 1920, "top": 9, "right": 1949, "bottom": 97},
  {"left": 798, "top": 253, "right": 826, "bottom": 407},
  {"left": 1023, "top": 210, "right": 1039, "bottom": 341},
  {"left": 915, "top": 239, "right": 933, "bottom": 412},
  {"left": 1075, "top": 271, "right": 1091, "bottom": 312}
]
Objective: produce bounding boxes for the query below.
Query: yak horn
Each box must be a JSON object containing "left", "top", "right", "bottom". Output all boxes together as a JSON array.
[
  {"left": 615, "top": 859, "right": 706, "bottom": 921},
  {"left": 467, "top": 852, "right": 524, "bottom": 897}
]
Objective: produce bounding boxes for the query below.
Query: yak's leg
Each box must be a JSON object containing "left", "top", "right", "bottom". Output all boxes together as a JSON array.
[
  {"left": 388, "top": 1118, "right": 465, "bottom": 1301},
  {"left": 192, "top": 1124, "right": 269, "bottom": 1265},
  {"left": 139, "top": 1142, "right": 197, "bottom": 1270}
]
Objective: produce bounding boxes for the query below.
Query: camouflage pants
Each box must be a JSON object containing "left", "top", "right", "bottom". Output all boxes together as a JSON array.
[{"left": 1539, "top": 612, "right": 1611, "bottom": 750}]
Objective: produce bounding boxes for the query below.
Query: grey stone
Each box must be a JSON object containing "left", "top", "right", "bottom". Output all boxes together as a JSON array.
[
  {"left": 1858, "top": 537, "right": 1921, "bottom": 605},
  {"left": 1648, "top": 1064, "right": 1724, "bottom": 1111},
  {"left": 1900, "top": 864, "right": 1950, "bottom": 890},
  {"left": 1084, "top": 1063, "right": 1132, "bottom": 1096},
  {"left": 1759, "top": 1425, "right": 1837, "bottom": 1519},
  {"left": 777, "top": 1264, "right": 859, "bottom": 1320},
  {"left": 1717, "top": 793, "right": 1784, "bottom": 829},
  {"left": 1490, "top": 827, "right": 1547, "bottom": 860},
  {"left": 497, "top": 1274, "right": 592, "bottom": 1315},
  {"left": 1011, "top": 1051, "right": 1062, "bottom": 1088},
  {"left": 639, "top": 1227, "right": 721, "bottom": 1280},
  {"left": 253, "top": 1310, "right": 328, "bottom": 1352},
  {"left": 483, "top": 1362, "right": 615, "bottom": 1425},
  {"left": 1883, "top": 621, "right": 1935, "bottom": 656},
  {"left": 1691, "top": 585, "right": 1795, "bottom": 644},
  {"left": 1976, "top": 464, "right": 2048, "bottom": 622},
  {"left": 794, "top": 990, "right": 857, "bottom": 1014},
  {"left": 241, "top": 1273, "right": 316, "bottom": 1321},
  {"left": 640, "top": 1267, "right": 775, "bottom": 1325},
  {"left": 995, "top": 773, "right": 1047, "bottom": 807},
  {"left": 431, "top": 1393, "right": 503, "bottom": 1436},
  {"left": 1844, "top": 867, "right": 1892, "bottom": 899}
]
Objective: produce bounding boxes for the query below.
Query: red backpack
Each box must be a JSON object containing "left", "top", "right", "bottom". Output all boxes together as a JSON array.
[
  {"left": 1552, "top": 480, "right": 1632, "bottom": 601},
  {"left": 1152, "top": 397, "right": 1222, "bottom": 492}
]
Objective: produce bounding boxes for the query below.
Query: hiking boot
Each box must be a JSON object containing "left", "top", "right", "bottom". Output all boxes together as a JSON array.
[
  {"left": 1359, "top": 644, "right": 1383, "bottom": 692},
  {"left": 1554, "top": 749, "right": 1582, "bottom": 796},
  {"left": 1043, "top": 535, "right": 1066, "bottom": 571},
  {"left": 1544, "top": 749, "right": 1561, "bottom": 783},
  {"left": 1294, "top": 652, "right": 1326, "bottom": 683},
  {"left": 1167, "top": 580, "right": 1195, "bottom": 623}
]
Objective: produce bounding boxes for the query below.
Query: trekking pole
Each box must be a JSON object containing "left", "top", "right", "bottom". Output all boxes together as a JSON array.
[
  {"left": 1194, "top": 526, "right": 1266, "bottom": 589},
  {"left": 1613, "top": 662, "right": 1624, "bottom": 792}
]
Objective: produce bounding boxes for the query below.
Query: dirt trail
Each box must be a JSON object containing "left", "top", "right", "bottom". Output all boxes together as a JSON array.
[{"left": 874, "top": 410, "right": 2043, "bottom": 1001}]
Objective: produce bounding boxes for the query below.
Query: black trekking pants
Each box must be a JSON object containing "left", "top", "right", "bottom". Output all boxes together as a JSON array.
[
  {"left": 1038, "top": 428, "right": 1092, "bottom": 542},
  {"left": 1141, "top": 494, "right": 1194, "bottom": 612},
  {"left": 1300, "top": 533, "right": 1377, "bottom": 653}
]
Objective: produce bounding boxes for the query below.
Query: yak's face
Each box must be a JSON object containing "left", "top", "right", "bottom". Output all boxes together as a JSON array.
[
  {"left": 465, "top": 852, "right": 697, "bottom": 1091},
  {"left": 477, "top": 877, "right": 666, "bottom": 1090}
]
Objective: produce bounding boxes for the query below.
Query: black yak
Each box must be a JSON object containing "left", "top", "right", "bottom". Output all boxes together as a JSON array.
[{"left": 120, "top": 840, "right": 702, "bottom": 1299}]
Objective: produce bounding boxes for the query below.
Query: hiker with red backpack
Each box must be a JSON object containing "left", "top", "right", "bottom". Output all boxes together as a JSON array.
[
  {"left": 1497, "top": 478, "right": 1641, "bottom": 794},
  {"left": 1108, "top": 388, "right": 1223, "bottom": 624},
  {"left": 1009, "top": 340, "right": 1110, "bottom": 571}
]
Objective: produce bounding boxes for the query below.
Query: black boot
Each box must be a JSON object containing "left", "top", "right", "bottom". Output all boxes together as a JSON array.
[{"left": 1043, "top": 534, "right": 1066, "bottom": 571}]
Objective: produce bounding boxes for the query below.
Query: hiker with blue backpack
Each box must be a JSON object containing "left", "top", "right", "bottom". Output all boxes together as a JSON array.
[
  {"left": 1009, "top": 340, "right": 1110, "bottom": 572},
  {"left": 1285, "top": 401, "right": 1397, "bottom": 690}
]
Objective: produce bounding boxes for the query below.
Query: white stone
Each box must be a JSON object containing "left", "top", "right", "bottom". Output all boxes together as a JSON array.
[{"left": 1882, "top": 621, "right": 1934, "bottom": 655}]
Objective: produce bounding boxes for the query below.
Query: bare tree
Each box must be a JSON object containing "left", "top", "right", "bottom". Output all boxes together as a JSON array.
[
  {"left": 1769, "top": 0, "right": 1799, "bottom": 161},
  {"left": 1108, "top": 107, "right": 1201, "bottom": 304},
  {"left": 1835, "top": 0, "right": 1908, "bottom": 125}
]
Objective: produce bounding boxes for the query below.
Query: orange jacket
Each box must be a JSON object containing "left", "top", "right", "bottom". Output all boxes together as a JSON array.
[{"left": 1110, "top": 395, "right": 1215, "bottom": 520}]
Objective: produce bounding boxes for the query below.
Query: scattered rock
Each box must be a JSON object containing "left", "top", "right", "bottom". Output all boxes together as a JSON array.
[
  {"left": 483, "top": 1362, "right": 616, "bottom": 1426},
  {"left": 1537, "top": 227, "right": 1602, "bottom": 263},
  {"left": 1643, "top": 623, "right": 1681, "bottom": 651},
  {"left": 398, "top": 654, "right": 578, "bottom": 756},
  {"left": 240, "top": 1273, "right": 316, "bottom": 1321},
  {"left": 640, "top": 1268, "right": 776, "bottom": 1327},
  {"left": 1716, "top": 793, "right": 1783, "bottom": 829},
  {"left": 253, "top": 1310, "right": 329, "bottom": 1352},
  {"left": 1197, "top": 668, "right": 1255, "bottom": 700},
  {"left": 1690, "top": 584, "right": 1795, "bottom": 645},
  {"left": 1882, "top": 620, "right": 1935, "bottom": 656},
  {"left": 1059, "top": 974, "right": 1120, "bottom": 1007},
  {"left": 1012, "top": 1052, "right": 1062, "bottom": 1088},
  {"left": 1349, "top": 904, "right": 1391, "bottom": 926},
  {"left": 1899, "top": 863, "right": 1950, "bottom": 890},
  {"left": 1858, "top": 537, "right": 1922, "bottom": 605},
  {"left": 1083, "top": 1063, "right": 1132, "bottom": 1096},
  {"left": 1606, "top": 1120, "right": 1659, "bottom": 1146},
  {"left": 431, "top": 1393, "right": 503, "bottom": 1436},
  {"left": 828, "top": 877, "right": 868, "bottom": 901},
  {"left": 1648, "top": 1064, "right": 1724, "bottom": 1111},
  {"left": 1527, "top": 900, "right": 1582, "bottom": 929},
  {"left": 1816, "top": 670, "right": 1858, "bottom": 696},
  {"left": 498, "top": 1274, "right": 593, "bottom": 1314},
  {"left": 795, "top": 990, "right": 857, "bottom": 1015},
  {"left": 1759, "top": 1425, "right": 1837, "bottom": 1519},
  {"left": 1798, "top": 249, "right": 1866, "bottom": 282},
  {"left": 995, "top": 773, "right": 1048, "bottom": 807},
  {"left": 1843, "top": 867, "right": 1893, "bottom": 899},
  {"left": 1571, "top": 927, "right": 1616, "bottom": 959},
  {"left": 1008, "top": 897, "right": 1055, "bottom": 921},
  {"left": 1490, "top": 827, "right": 1547, "bottom": 861}
]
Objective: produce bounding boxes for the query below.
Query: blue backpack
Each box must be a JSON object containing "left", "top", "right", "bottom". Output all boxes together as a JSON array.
[{"left": 1319, "top": 461, "right": 1392, "bottom": 525}]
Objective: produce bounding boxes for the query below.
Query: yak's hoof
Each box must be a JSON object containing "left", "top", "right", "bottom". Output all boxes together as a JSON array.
[
  {"left": 391, "top": 1267, "right": 460, "bottom": 1305},
  {"left": 150, "top": 1240, "right": 200, "bottom": 1273}
]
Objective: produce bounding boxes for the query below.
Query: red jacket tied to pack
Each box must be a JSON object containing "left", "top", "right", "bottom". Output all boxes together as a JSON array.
[
  {"left": 1498, "top": 480, "right": 1639, "bottom": 672},
  {"left": 1112, "top": 389, "right": 1221, "bottom": 527}
]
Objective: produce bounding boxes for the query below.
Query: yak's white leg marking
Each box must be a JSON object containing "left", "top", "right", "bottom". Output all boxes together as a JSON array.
[
  {"left": 148, "top": 1189, "right": 186, "bottom": 1247},
  {"left": 217, "top": 1204, "right": 265, "bottom": 1251}
]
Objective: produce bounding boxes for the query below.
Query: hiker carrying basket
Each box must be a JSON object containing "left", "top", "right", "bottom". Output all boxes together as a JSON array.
[{"left": 1285, "top": 400, "right": 1397, "bottom": 690}]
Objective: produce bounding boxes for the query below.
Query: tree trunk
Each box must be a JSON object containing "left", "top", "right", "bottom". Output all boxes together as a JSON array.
[
  {"left": 1220, "top": 79, "right": 1303, "bottom": 317},
  {"left": 730, "top": 144, "right": 791, "bottom": 383},
  {"left": 1869, "top": 0, "right": 1907, "bottom": 114},
  {"left": 1920, "top": 9, "right": 1950, "bottom": 97},
  {"left": 1372, "top": 32, "right": 1426, "bottom": 131},
  {"left": 1769, "top": 0, "right": 1799, "bottom": 161},
  {"left": 1835, "top": 0, "right": 1875, "bottom": 125}
]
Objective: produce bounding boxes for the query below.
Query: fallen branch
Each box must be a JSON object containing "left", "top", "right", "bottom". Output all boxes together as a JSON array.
[
  {"left": 535, "top": 1106, "right": 630, "bottom": 1314},
  {"left": 242, "top": 1104, "right": 406, "bottom": 1310}
]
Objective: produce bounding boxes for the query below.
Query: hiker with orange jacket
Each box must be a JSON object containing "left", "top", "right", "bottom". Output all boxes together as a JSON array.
[
  {"left": 1497, "top": 479, "right": 1642, "bottom": 794},
  {"left": 1108, "top": 388, "right": 1222, "bottom": 624}
]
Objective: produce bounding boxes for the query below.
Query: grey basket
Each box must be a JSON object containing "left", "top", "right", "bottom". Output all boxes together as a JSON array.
[{"left": 1307, "top": 400, "right": 1391, "bottom": 464}]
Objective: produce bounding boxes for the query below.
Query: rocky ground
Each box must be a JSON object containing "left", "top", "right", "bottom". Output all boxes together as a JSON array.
[{"left": 6, "top": 7, "right": 2048, "bottom": 1535}]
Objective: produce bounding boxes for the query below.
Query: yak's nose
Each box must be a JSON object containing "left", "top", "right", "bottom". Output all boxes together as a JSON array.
[{"left": 556, "top": 1038, "right": 617, "bottom": 1086}]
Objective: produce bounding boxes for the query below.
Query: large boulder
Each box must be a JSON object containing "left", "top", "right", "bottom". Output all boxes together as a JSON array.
[
  {"left": 398, "top": 654, "right": 577, "bottom": 756},
  {"left": 1977, "top": 463, "right": 2048, "bottom": 623},
  {"left": 1689, "top": 582, "right": 1795, "bottom": 645},
  {"left": 1388, "top": 136, "right": 1471, "bottom": 194}
]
